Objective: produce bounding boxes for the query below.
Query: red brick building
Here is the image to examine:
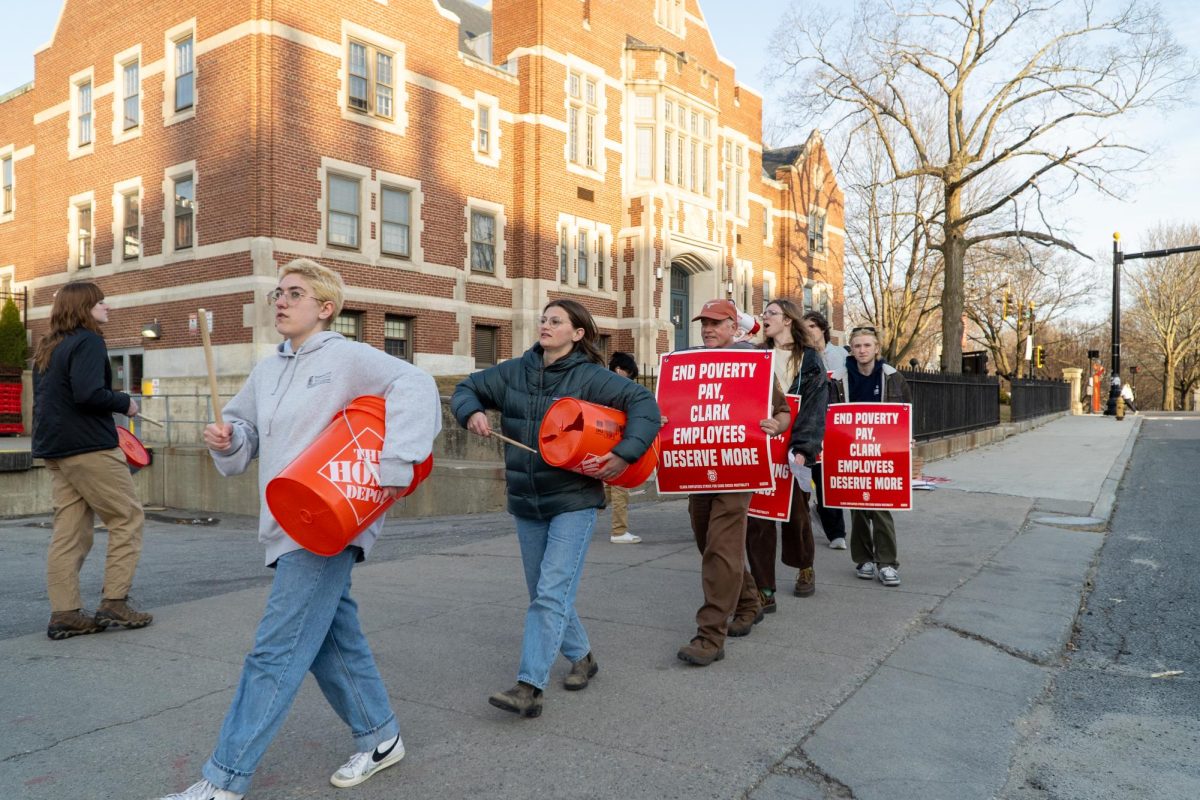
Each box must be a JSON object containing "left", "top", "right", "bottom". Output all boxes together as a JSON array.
[{"left": 0, "top": 0, "right": 844, "bottom": 394}]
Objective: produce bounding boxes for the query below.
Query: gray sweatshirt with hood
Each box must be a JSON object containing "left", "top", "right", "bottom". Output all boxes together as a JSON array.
[{"left": 211, "top": 331, "right": 442, "bottom": 566}]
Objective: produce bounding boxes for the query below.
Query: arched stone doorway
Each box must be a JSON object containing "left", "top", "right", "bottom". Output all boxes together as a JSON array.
[{"left": 669, "top": 252, "right": 712, "bottom": 351}]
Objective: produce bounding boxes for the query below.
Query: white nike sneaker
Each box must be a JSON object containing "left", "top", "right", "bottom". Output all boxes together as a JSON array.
[
  {"left": 330, "top": 734, "right": 405, "bottom": 788},
  {"left": 158, "top": 779, "right": 243, "bottom": 800}
]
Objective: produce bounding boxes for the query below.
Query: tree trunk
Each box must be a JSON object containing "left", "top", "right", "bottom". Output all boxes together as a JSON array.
[
  {"left": 940, "top": 211, "right": 966, "bottom": 373},
  {"left": 1163, "top": 354, "right": 1177, "bottom": 411}
]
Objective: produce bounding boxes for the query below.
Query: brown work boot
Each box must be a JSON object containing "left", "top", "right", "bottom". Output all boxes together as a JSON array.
[
  {"left": 564, "top": 652, "right": 598, "bottom": 691},
  {"left": 676, "top": 637, "right": 725, "bottom": 666},
  {"left": 47, "top": 609, "right": 104, "bottom": 641},
  {"left": 95, "top": 597, "right": 153, "bottom": 630},
  {"left": 488, "top": 682, "right": 543, "bottom": 717},
  {"left": 727, "top": 606, "right": 765, "bottom": 637},
  {"left": 794, "top": 567, "right": 816, "bottom": 597},
  {"left": 759, "top": 591, "right": 777, "bottom": 615}
]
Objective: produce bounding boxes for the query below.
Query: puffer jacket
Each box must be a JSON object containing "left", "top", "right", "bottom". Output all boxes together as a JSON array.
[{"left": 451, "top": 344, "right": 661, "bottom": 520}]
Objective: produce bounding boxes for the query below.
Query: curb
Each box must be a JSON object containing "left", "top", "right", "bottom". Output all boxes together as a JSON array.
[{"left": 1091, "top": 414, "right": 1142, "bottom": 522}]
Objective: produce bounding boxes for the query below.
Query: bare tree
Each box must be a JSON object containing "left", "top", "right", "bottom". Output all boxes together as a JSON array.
[
  {"left": 769, "top": 0, "right": 1195, "bottom": 372},
  {"left": 1124, "top": 223, "right": 1200, "bottom": 410}
]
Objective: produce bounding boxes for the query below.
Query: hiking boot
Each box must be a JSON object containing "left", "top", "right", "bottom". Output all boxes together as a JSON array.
[
  {"left": 677, "top": 637, "right": 725, "bottom": 666},
  {"left": 158, "top": 779, "right": 244, "bottom": 800},
  {"left": 46, "top": 609, "right": 103, "bottom": 641},
  {"left": 727, "top": 606, "right": 765, "bottom": 637},
  {"left": 329, "top": 733, "right": 405, "bottom": 788},
  {"left": 877, "top": 565, "right": 901, "bottom": 587},
  {"left": 564, "top": 652, "right": 598, "bottom": 691},
  {"left": 759, "top": 591, "right": 777, "bottom": 615},
  {"left": 488, "top": 682, "right": 543, "bottom": 717},
  {"left": 794, "top": 567, "right": 816, "bottom": 597},
  {"left": 95, "top": 597, "right": 153, "bottom": 630},
  {"left": 856, "top": 562, "right": 877, "bottom": 580}
]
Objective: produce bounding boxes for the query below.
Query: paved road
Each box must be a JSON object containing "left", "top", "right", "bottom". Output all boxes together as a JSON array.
[{"left": 1001, "top": 414, "right": 1200, "bottom": 799}]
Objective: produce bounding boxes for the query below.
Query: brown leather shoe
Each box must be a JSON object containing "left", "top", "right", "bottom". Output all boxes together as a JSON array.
[
  {"left": 488, "top": 682, "right": 543, "bottom": 717},
  {"left": 676, "top": 637, "right": 725, "bottom": 666},
  {"left": 564, "top": 652, "right": 598, "bottom": 691},
  {"left": 794, "top": 567, "right": 816, "bottom": 597},
  {"left": 47, "top": 609, "right": 104, "bottom": 640},
  {"left": 759, "top": 592, "right": 777, "bottom": 614},
  {"left": 727, "top": 606, "right": 765, "bottom": 637},
  {"left": 95, "top": 598, "right": 153, "bottom": 630}
]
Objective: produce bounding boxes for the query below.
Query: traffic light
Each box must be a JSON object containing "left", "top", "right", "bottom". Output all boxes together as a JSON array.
[
  {"left": 1001, "top": 292, "right": 1011, "bottom": 318},
  {"left": 1034, "top": 345, "right": 1045, "bottom": 369}
]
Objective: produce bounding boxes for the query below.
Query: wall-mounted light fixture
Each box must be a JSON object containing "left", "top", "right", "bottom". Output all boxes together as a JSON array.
[
  {"left": 141, "top": 319, "right": 162, "bottom": 340},
  {"left": 726, "top": 280, "right": 735, "bottom": 295},
  {"left": 655, "top": 267, "right": 663, "bottom": 280}
]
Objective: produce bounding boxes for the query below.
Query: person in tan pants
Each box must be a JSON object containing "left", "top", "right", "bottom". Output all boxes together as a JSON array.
[{"left": 32, "top": 282, "right": 152, "bottom": 640}]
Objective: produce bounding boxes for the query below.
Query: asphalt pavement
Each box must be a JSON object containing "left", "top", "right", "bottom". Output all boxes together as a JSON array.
[{"left": 0, "top": 414, "right": 1143, "bottom": 800}]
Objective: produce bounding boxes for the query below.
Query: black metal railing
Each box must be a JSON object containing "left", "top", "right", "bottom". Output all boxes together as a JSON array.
[
  {"left": 1010, "top": 377, "right": 1071, "bottom": 422},
  {"left": 0, "top": 287, "right": 27, "bottom": 324},
  {"left": 900, "top": 369, "right": 1001, "bottom": 441}
]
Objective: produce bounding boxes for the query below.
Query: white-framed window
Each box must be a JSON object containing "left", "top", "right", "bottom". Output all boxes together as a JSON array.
[
  {"left": 327, "top": 173, "right": 361, "bottom": 250},
  {"left": 161, "top": 161, "right": 196, "bottom": 257},
  {"left": 380, "top": 185, "right": 411, "bottom": 258},
  {"left": 655, "top": 0, "right": 685, "bottom": 36},
  {"left": 636, "top": 126, "right": 653, "bottom": 180},
  {"left": 763, "top": 272, "right": 777, "bottom": 309},
  {"left": 566, "top": 69, "right": 598, "bottom": 170},
  {"left": 596, "top": 233, "right": 606, "bottom": 290},
  {"left": 68, "top": 192, "right": 96, "bottom": 271},
  {"left": 478, "top": 105, "right": 490, "bottom": 153},
  {"left": 663, "top": 97, "right": 712, "bottom": 197},
  {"left": 78, "top": 81, "right": 93, "bottom": 146},
  {"left": 111, "top": 178, "right": 143, "bottom": 264},
  {"left": 470, "top": 210, "right": 496, "bottom": 273},
  {"left": 559, "top": 226, "right": 570, "bottom": 283},
  {"left": 163, "top": 21, "right": 197, "bottom": 126},
  {"left": 463, "top": 198, "right": 506, "bottom": 279},
  {"left": 471, "top": 93, "right": 500, "bottom": 167},
  {"left": 332, "top": 311, "right": 363, "bottom": 341},
  {"left": 67, "top": 68, "right": 95, "bottom": 159},
  {"left": 1, "top": 154, "right": 12, "bottom": 218},
  {"left": 808, "top": 210, "right": 826, "bottom": 255},
  {"left": 122, "top": 61, "right": 140, "bottom": 129},
  {"left": 577, "top": 229, "right": 589, "bottom": 286},
  {"left": 384, "top": 315, "right": 413, "bottom": 361},
  {"left": 722, "top": 138, "right": 747, "bottom": 217},
  {"left": 110, "top": 45, "right": 143, "bottom": 143},
  {"left": 340, "top": 23, "right": 408, "bottom": 136}
]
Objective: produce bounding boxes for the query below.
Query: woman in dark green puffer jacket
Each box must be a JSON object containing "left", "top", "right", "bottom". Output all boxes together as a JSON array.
[{"left": 451, "top": 299, "right": 661, "bottom": 718}]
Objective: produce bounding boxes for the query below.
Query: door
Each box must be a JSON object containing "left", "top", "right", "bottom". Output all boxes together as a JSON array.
[{"left": 670, "top": 266, "right": 689, "bottom": 351}]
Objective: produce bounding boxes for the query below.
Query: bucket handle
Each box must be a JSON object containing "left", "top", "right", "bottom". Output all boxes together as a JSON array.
[{"left": 340, "top": 405, "right": 382, "bottom": 487}]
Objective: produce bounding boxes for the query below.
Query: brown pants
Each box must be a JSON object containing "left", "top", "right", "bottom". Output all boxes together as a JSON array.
[
  {"left": 604, "top": 484, "right": 629, "bottom": 535},
  {"left": 45, "top": 448, "right": 145, "bottom": 612},
  {"left": 746, "top": 489, "right": 814, "bottom": 593},
  {"left": 688, "top": 492, "right": 760, "bottom": 647}
]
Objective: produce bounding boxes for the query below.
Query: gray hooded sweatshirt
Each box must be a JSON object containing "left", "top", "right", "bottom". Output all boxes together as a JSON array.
[{"left": 211, "top": 331, "right": 442, "bottom": 566}]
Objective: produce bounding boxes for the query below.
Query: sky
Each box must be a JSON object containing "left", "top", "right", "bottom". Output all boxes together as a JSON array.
[{"left": 2, "top": 0, "right": 1196, "bottom": 312}]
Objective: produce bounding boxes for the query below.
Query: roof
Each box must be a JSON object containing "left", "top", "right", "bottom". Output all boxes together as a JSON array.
[
  {"left": 438, "top": 0, "right": 493, "bottom": 58},
  {"left": 762, "top": 144, "right": 807, "bottom": 180}
]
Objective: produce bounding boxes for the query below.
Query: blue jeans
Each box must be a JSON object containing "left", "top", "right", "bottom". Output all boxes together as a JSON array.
[
  {"left": 513, "top": 509, "right": 597, "bottom": 690},
  {"left": 203, "top": 548, "right": 399, "bottom": 795}
]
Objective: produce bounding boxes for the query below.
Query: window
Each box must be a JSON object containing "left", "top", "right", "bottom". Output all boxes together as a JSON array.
[
  {"left": 808, "top": 211, "right": 826, "bottom": 254},
  {"left": 567, "top": 71, "right": 598, "bottom": 169},
  {"left": 702, "top": 145, "right": 710, "bottom": 195},
  {"left": 347, "top": 40, "right": 394, "bottom": 119},
  {"left": 175, "top": 37, "right": 194, "bottom": 112},
  {"left": 1, "top": 158, "right": 11, "bottom": 215},
  {"left": 663, "top": 130, "right": 671, "bottom": 182},
  {"left": 598, "top": 334, "right": 611, "bottom": 363},
  {"left": 384, "top": 315, "right": 412, "bottom": 361},
  {"left": 723, "top": 140, "right": 746, "bottom": 216},
  {"left": 122, "top": 193, "right": 140, "bottom": 260},
  {"left": 635, "top": 95, "right": 654, "bottom": 119},
  {"left": 470, "top": 210, "right": 495, "bottom": 273},
  {"left": 577, "top": 229, "right": 589, "bottom": 286},
  {"left": 478, "top": 105, "right": 490, "bottom": 153},
  {"left": 77, "top": 81, "right": 93, "bottom": 146},
  {"left": 77, "top": 205, "right": 93, "bottom": 268},
  {"left": 596, "top": 234, "right": 605, "bottom": 290},
  {"left": 332, "top": 311, "right": 362, "bottom": 341},
  {"left": 636, "top": 127, "right": 653, "bottom": 180},
  {"left": 174, "top": 176, "right": 194, "bottom": 250},
  {"left": 122, "top": 61, "right": 139, "bottom": 129},
  {"left": 559, "top": 226, "right": 569, "bottom": 282},
  {"left": 803, "top": 282, "right": 815, "bottom": 311},
  {"left": 664, "top": 100, "right": 711, "bottom": 195},
  {"left": 380, "top": 186, "right": 410, "bottom": 258},
  {"left": 327, "top": 174, "right": 360, "bottom": 249},
  {"left": 474, "top": 325, "right": 498, "bottom": 368}
]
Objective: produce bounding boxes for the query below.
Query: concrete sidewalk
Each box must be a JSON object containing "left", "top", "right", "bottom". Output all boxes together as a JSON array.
[{"left": 0, "top": 415, "right": 1140, "bottom": 800}]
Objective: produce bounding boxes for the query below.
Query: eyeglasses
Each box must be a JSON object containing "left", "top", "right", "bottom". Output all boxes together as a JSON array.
[
  {"left": 266, "top": 288, "right": 316, "bottom": 306},
  {"left": 538, "top": 316, "right": 574, "bottom": 328},
  {"left": 851, "top": 325, "right": 878, "bottom": 335},
  {"left": 760, "top": 309, "right": 783, "bottom": 319}
]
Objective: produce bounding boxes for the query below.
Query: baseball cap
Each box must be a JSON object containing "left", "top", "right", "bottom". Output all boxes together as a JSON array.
[{"left": 692, "top": 299, "right": 738, "bottom": 322}]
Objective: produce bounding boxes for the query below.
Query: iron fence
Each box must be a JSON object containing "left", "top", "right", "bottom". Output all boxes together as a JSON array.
[
  {"left": 1010, "top": 377, "right": 1071, "bottom": 422},
  {"left": 900, "top": 369, "right": 1001, "bottom": 441}
]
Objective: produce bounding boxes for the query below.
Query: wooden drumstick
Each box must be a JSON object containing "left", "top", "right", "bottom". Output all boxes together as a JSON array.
[
  {"left": 136, "top": 414, "right": 164, "bottom": 427},
  {"left": 198, "top": 308, "right": 223, "bottom": 425},
  {"left": 491, "top": 431, "right": 537, "bottom": 454}
]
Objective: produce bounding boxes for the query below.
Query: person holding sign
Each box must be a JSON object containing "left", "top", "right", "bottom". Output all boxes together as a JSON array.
[
  {"left": 162, "top": 260, "right": 441, "bottom": 800},
  {"left": 675, "top": 299, "right": 792, "bottom": 666},
  {"left": 745, "top": 299, "right": 829, "bottom": 606},
  {"left": 452, "top": 300, "right": 660, "bottom": 718},
  {"left": 830, "top": 326, "right": 912, "bottom": 587}
]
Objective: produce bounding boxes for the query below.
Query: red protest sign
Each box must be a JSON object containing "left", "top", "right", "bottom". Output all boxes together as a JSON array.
[
  {"left": 823, "top": 402, "right": 912, "bottom": 510},
  {"left": 655, "top": 349, "right": 776, "bottom": 494},
  {"left": 749, "top": 394, "right": 800, "bottom": 521}
]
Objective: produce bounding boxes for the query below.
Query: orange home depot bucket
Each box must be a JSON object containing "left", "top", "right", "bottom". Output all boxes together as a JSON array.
[
  {"left": 265, "top": 396, "right": 434, "bottom": 556},
  {"left": 537, "top": 398, "right": 659, "bottom": 489}
]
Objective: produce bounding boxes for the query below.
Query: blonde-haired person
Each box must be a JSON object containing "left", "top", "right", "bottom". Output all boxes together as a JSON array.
[
  {"left": 33, "top": 281, "right": 153, "bottom": 640},
  {"left": 161, "top": 259, "right": 442, "bottom": 800},
  {"left": 829, "top": 326, "right": 912, "bottom": 587}
]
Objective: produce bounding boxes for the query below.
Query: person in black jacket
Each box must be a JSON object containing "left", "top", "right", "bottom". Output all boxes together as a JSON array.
[
  {"left": 452, "top": 299, "right": 660, "bottom": 718},
  {"left": 745, "top": 298, "right": 828, "bottom": 608},
  {"left": 32, "top": 282, "right": 152, "bottom": 640}
]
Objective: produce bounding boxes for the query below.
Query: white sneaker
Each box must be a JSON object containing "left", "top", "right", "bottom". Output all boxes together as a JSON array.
[
  {"left": 855, "top": 562, "right": 876, "bottom": 580},
  {"left": 877, "top": 565, "right": 901, "bottom": 587},
  {"left": 610, "top": 532, "right": 642, "bottom": 543},
  {"left": 330, "top": 734, "right": 405, "bottom": 788},
  {"left": 159, "top": 779, "right": 244, "bottom": 800},
  {"left": 828, "top": 537, "right": 847, "bottom": 550}
]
